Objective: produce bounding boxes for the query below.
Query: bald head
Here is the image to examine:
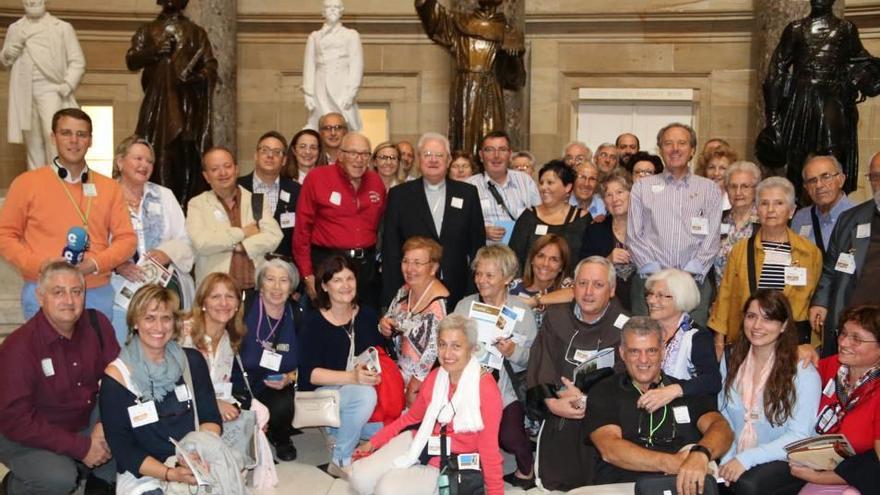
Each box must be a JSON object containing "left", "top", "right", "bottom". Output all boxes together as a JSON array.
[
  {"left": 869, "top": 151, "right": 880, "bottom": 194},
  {"left": 339, "top": 132, "right": 372, "bottom": 183}
]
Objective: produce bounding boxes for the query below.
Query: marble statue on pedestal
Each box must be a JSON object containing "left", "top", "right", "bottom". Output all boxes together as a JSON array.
[
  {"left": 416, "top": 0, "right": 525, "bottom": 157},
  {"left": 757, "top": 0, "right": 880, "bottom": 194},
  {"left": 303, "top": 0, "right": 364, "bottom": 132},
  {"left": 1, "top": 0, "right": 85, "bottom": 170},
  {"left": 127, "top": 0, "right": 218, "bottom": 204}
]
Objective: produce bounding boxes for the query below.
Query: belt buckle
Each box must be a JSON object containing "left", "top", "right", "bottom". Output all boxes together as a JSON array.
[{"left": 350, "top": 248, "right": 365, "bottom": 259}]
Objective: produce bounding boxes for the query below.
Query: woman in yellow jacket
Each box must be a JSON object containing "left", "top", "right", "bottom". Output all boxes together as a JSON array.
[{"left": 709, "top": 177, "right": 822, "bottom": 355}]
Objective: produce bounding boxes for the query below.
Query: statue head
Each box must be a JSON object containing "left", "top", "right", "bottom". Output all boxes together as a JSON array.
[
  {"left": 323, "top": 0, "right": 344, "bottom": 24},
  {"left": 157, "top": 0, "right": 189, "bottom": 13},
  {"left": 478, "top": 0, "right": 503, "bottom": 9},
  {"left": 810, "top": 0, "right": 836, "bottom": 13},
  {"left": 22, "top": 0, "right": 46, "bottom": 19}
]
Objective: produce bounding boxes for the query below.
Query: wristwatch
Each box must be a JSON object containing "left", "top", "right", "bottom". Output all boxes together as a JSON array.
[{"left": 690, "top": 444, "right": 712, "bottom": 460}]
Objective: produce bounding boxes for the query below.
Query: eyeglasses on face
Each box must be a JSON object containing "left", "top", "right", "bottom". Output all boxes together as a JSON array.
[
  {"left": 257, "top": 146, "right": 284, "bottom": 157},
  {"left": 837, "top": 331, "right": 879, "bottom": 345},
  {"left": 319, "top": 124, "right": 347, "bottom": 132},
  {"left": 804, "top": 172, "right": 840, "bottom": 187},
  {"left": 340, "top": 149, "right": 371, "bottom": 160}
]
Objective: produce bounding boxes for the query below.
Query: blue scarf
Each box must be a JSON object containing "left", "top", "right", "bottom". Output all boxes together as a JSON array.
[{"left": 120, "top": 337, "right": 187, "bottom": 402}]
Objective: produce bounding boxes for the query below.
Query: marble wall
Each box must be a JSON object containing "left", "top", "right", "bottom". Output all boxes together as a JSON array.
[{"left": 0, "top": 0, "right": 879, "bottom": 197}]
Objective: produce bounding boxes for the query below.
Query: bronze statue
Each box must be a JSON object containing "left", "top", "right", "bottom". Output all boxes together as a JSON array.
[
  {"left": 127, "top": 0, "right": 218, "bottom": 204},
  {"left": 757, "top": 0, "right": 880, "bottom": 194},
  {"left": 416, "top": 0, "right": 525, "bottom": 157}
]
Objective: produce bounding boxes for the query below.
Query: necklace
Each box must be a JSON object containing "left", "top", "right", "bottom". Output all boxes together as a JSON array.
[{"left": 407, "top": 279, "right": 435, "bottom": 314}]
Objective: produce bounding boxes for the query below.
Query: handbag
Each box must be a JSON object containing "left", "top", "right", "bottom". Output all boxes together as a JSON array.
[
  {"left": 438, "top": 424, "right": 485, "bottom": 495},
  {"left": 293, "top": 389, "right": 341, "bottom": 428},
  {"left": 634, "top": 474, "right": 719, "bottom": 495}
]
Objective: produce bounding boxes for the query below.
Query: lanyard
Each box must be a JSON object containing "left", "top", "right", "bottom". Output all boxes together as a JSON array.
[
  {"left": 54, "top": 164, "right": 92, "bottom": 226},
  {"left": 633, "top": 381, "right": 668, "bottom": 445},
  {"left": 255, "top": 298, "right": 284, "bottom": 347}
]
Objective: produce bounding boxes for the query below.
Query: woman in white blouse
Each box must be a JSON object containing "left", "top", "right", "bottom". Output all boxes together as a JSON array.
[{"left": 111, "top": 135, "right": 194, "bottom": 344}]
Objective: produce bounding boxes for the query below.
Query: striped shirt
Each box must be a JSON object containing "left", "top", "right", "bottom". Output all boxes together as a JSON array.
[
  {"left": 627, "top": 170, "right": 723, "bottom": 281},
  {"left": 758, "top": 241, "right": 791, "bottom": 290},
  {"left": 252, "top": 174, "right": 281, "bottom": 214},
  {"left": 467, "top": 170, "right": 541, "bottom": 239}
]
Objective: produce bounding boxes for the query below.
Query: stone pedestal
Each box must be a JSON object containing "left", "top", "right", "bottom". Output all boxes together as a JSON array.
[{"left": 188, "top": 0, "right": 238, "bottom": 150}]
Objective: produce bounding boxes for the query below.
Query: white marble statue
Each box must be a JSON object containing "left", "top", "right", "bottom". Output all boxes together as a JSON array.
[
  {"left": 302, "top": 0, "right": 363, "bottom": 131},
  {"left": 1, "top": 0, "right": 85, "bottom": 169}
]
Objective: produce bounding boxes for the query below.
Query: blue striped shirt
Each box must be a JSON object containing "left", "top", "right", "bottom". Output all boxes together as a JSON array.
[
  {"left": 627, "top": 170, "right": 722, "bottom": 281},
  {"left": 467, "top": 170, "right": 541, "bottom": 237}
]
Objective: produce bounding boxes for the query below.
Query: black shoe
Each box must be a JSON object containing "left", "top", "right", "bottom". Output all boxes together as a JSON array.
[
  {"left": 275, "top": 442, "right": 298, "bottom": 462},
  {"left": 83, "top": 475, "right": 115, "bottom": 495},
  {"left": 503, "top": 471, "right": 536, "bottom": 490}
]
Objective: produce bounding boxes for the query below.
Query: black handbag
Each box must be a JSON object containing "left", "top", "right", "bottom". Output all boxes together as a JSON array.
[
  {"left": 438, "top": 424, "right": 484, "bottom": 495},
  {"left": 634, "top": 475, "right": 719, "bottom": 495}
]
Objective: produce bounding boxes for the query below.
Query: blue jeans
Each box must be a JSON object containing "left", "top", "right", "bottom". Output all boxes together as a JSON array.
[
  {"left": 22, "top": 281, "right": 114, "bottom": 322},
  {"left": 320, "top": 384, "right": 382, "bottom": 466}
]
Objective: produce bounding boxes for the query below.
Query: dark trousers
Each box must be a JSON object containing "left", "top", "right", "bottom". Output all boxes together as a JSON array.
[
  {"left": 255, "top": 385, "right": 295, "bottom": 446},
  {"left": 499, "top": 401, "right": 534, "bottom": 475},
  {"left": 311, "top": 246, "right": 379, "bottom": 309},
  {"left": 718, "top": 460, "right": 805, "bottom": 495}
]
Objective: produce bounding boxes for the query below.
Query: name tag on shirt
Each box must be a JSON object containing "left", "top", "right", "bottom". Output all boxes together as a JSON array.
[
  {"left": 857, "top": 223, "right": 871, "bottom": 239},
  {"left": 213, "top": 209, "right": 226, "bottom": 221},
  {"left": 651, "top": 184, "right": 665, "bottom": 193},
  {"left": 280, "top": 212, "right": 296, "bottom": 229},
  {"left": 534, "top": 224, "right": 549, "bottom": 236},
  {"left": 784, "top": 266, "right": 807, "bottom": 286},
  {"left": 690, "top": 217, "right": 709, "bottom": 236},
  {"left": 835, "top": 253, "right": 856, "bottom": 274},
  {"left": 614, "top": 314, "right": 630, "bottom": 329},
  {"left": 451, "top": 197, "right": 464, "bottom": 209},
  {"left": 276, "top": 343, "right": 290, "bottom": 353},
  {"left": 214, "top": 382, "right": 233, "bottom": 401},
  {"left": 764, "top": 250, "right": 792, "bottom": 266},
  {"left": 720, "top": 223, "right": 731, "bottom": 236},
  {"left": 174, "top": 384, "right": 191, "bottom": 402},
  {"left": 128, "top": 401, "right": 159, "bottom": 428},
  {"left": 260, "top": 349, "right": 283, "bottom": 371},
  {"left": 82, "top": 183, "right": 97, "bottom": 197},
  {"left": 147, "top": 202, "right": 162, "bottom": 215},
  {"left": 573, "top": 349, "right": 591, "bottom": 364},
  {"left": 41, "top": 358, "right": 55, "bottom": 377},
  {"left": 428, "top": 435, "right": 452, "bottom": 456},
  {"left": 480, "top": 198, "right": 491, "bottom": 210},
  {"left": 329, "top": 191, "right": 342, "bottom": 206},
  {"left": 458, "top": 453, "right": 481, "bottom": 470},
  {"left": 799, "top": 225, "right": 812, "bottom": 238},
  {"left": 279, "top": 190, "right": 291, "bottom": 203},
  {"left": 672, "top": 406, "right": 691, "bottom": 424},
  {"left": 823, "top": 378, "right": 836, "bottom": 398}
]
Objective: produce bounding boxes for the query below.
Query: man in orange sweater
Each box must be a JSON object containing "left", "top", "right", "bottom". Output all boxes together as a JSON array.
[{"left": 0, "top": 108, "right": 136, "bottom": 320}]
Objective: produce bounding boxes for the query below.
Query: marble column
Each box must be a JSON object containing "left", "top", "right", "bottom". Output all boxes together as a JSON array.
[
  {"left": 188, "top": 0, "right": 237, "bottom": 150},
  {"left": 754, "top": 0, "right": 845, "bottom": 140},
  {"left": 451, "top": 0, "right": 528, "bottom": 151}
]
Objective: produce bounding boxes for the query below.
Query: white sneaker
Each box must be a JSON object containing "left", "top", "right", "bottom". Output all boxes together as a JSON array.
[{"left": 327, "top": 461, "right": 352, "bottom": 480}]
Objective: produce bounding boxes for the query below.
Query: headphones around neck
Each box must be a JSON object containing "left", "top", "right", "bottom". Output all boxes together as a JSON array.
[{"left": 54, "top": 158, "right": 88, "bottom": 183}]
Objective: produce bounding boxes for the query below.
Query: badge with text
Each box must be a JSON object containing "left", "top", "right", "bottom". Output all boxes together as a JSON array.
[
  {"left": 857, "top": 223, "right": 871, "bottom": 239},
  {"left": 174, "top": 384, "right": 191, "bottom": 402},
  {"left": 213, "top": 209, "right": 225, "bottom": 221},
  {"left": 690, "top": 217, "right": 709, "bottom": 236},
  {"left": 279, "top": 190, "right": 291, "bottom": 203},
  {"left": 428, "top": 435, "right": 453, "bottom": 456},
  {"left": 534, "top": 224, "right": 549, "bottom": 236},
  {"left": 613, "top": 314, "right": 630, "bottom": 329},
  {"left": 147, "top": 202, "right": 162, "bottom": 215},
  {"left": 214, "top": 382, "right": 233, "bottom": 401},
  {"left": 280, "top": 212, "right": 296, "bottom": 229},
  {"left": 765, "top": 250, "right": 792, "bottom": 266},
  {"left": 835, "top": 252, "right": 856, "bottom": 274},
  {"left": 799, "top": 225, "right": 811, "bottom": 238},
  {"left": 651, "top": 184, "right": 665, "bottom": 193},
  {"left": 672, "top": 406, "right": 691, "bottom": 424},
  {"left": 41, "top": 358, "right": 55, "bottom": 377},
  {"left": 784, "top": 266, "right": 807, "bottom": 286},
  {"left": 260, "top": 349, "right": 283, "bottom": 371},
  {"left": 128, "top": 401, "right": 159, "bottom": 428},
  {"left": 719, "top": 223, "right": 731, "bottom": 236},
  {"left": 822, "top": 378, "right": 836, "bottom": 398},
  {"left": 457, "top": 453, "right": 481, "bottom": 470},
  {"left": 82, "top": 183, "right": 97, "bottom": 197},
  {"left": 329, "top": 191, "right": 342, "bottom": 206},
  {"left": 451, "top": 197, "right": 464, "bottom": 209}
]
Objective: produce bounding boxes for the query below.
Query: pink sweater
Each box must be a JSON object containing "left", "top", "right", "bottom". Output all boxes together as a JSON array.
[{"left": 369, "top": 369, "right": 504, "bottom": 495}]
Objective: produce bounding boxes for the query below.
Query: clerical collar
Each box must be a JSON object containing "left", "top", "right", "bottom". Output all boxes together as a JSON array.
[
  {"left": 52, "top": 157, "right": 89, "bottom": 184},
  {"left": 425, "top": 179, "right": 446, "bottom": 192}
]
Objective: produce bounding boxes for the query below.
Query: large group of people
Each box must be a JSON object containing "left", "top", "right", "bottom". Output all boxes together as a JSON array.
[{"left": 0, "top": 106, "right": 878, "bottom": 495}]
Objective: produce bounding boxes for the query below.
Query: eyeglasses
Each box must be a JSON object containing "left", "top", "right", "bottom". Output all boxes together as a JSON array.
[
  {"left": 596, "top": 151, "right": 617, "bottom": 160},
  {"left": 837, "top": 331, "right": 879, "bottom": 345},
  {"left": 376, "top": 154, "right": 399, "bottom": 162},
  {"left": 295, "top": 143, "right": 319, "bottom": 152},
  {"left": 565, "top": 155, "right": 588, "bottom": 165},
  {"left": 319, "top": 124, "right": 347, "bottom": 132},
  {"left": 804, "top": 172, "right": 840, "bottom": 187},
  {"left": 421, "top": 151, "right": 448, "bottom": 160},
  {"left": 576, "top": 174, "right": 598, "bottom": 183},
  {"left": 257, "top": 146, "right": 285, "bottom": 157},
  {"left": 481, "top": 147, "right": 510, "bottom": 155},
  {"left": 633, "top": 169, "right": 655, "bottom": 177},
  {"left": 340, "top": 149, "right": 371, "bottom": 160},
  {"left": 645, "top": 290, "right": 674, "bottom": 301},
  {"left": 865, "top": 173, "right": 880, "bottom": 183},
  {"left": 727, "top": 183, "right": 756, "bottom": 192}
]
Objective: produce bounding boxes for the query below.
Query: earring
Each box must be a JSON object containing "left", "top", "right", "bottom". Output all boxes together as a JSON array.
[{"left": 201, "top": 307, "right": 206, "bottom": 311}]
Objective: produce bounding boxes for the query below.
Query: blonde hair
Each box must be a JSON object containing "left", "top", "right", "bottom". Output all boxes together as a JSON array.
[
  {"left": 187, "top": 273, "right": 246, "bottom": 352},
  {"left": 126, "top": 284, "right": 181, "bottom": 344}
]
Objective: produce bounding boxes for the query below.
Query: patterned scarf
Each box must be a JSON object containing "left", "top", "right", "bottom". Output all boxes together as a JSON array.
[{"left": 734, "top": 347, "right": 775, "bottom": 453}]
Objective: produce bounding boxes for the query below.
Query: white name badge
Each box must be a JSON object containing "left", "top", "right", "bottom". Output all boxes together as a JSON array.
[
  {"left": 799, "top": 225, "right": 812, "bottom": 238},
  {"left": 823, "top": 378, "right": 836, "bottom": 398},
  {"left": 719, "top": 223, "right": 731, "bottom": 236},
  {"left": 613, "top": 314, "right": 630, "bottom": 329},
  {"left": 128, "top": 401, "right": 159, "bottom": 428},
  {"left": 329, "top": 191, "right": 342, "bottom": 206},
  {"left": 147, "top": 202, "right": 162, "bottom": 215},
  {"left": 213, "top": 209, "right": 225, "bottom": 221},
  {"left": 835, "top": 252, "right": 856, "bottom": 274},
  {"left": 279, "top": 190, "right": 291, "bottom": 203},
  {"left": 451, "top": 197, "right": 464, "bottom": 209},
  {"left": 672, "top": 405, "right": 691, "bottom": 424},
  {"left": 458, "top": 453, "right": 481, "bottom": 470},
  {"left": 260, "top": 349, "right": 283, "bottom": 371},
  {"left": 214, "top": 382, "right": 233, "bottom": 401},
  {"left": 534, "top": 224, "right": 549, "bottom": 236},
  {"left": 573, "top": 349, "right": 592, "bottom": 364},
  {"left": 764, "top": 250, "right": 792, "bottom": 266},
  {"left": 857, "top": 223, "right": 871, "bottom": 239},
  {"left": 174, "top": 384, "right": 191, "bottom": 402},
  {"left": 279, "top": 212, "right": 296, "bottom": 229},
  {"left": 690, "top": 217, "right": 709, "bottom": 236},
  {"left": 82, "top": 183, "right": 97, "bottom": 197},
  {"left": 41, "top": 358, "right": 55, "bottom": 377},
  {"left": 784, "top": 266, "right": 807, "bottom": 286},
  {"left": 651, "top": 184, "right": 665, "bottom": 193},
  {"left": 480, "top": 198, "right": 491, "bottom": 209},
  {"left": 428, "top": 435, "right": 452, "bottom": 456}
]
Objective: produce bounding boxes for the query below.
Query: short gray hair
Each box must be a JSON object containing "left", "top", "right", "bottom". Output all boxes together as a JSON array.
[
  {"left": 37, "top": 260, "right": 84, "bottom": 291},
  {"left": 723, "top": 160, "right": 762, "bottom": 189},
  {"left": 512, "top": 150, "right": 536, "bottom": 166},
  {"left": 656, "top": 122, "right": 697, "bottom": 150},
  {"left": 438, "top": 313, "right": 478, "bottom": 348},
  {"left": 646, "top": 268, "right": 700, "bottom": 313},
  {"left": 417, "top": 132, "right": 451, "bottom": 158},
  {"left": 756, "top": 176, "right": 797, "bottom": 211},
  {"left": 563, "top": 141, "right": 593, "bottom": 160},
  {"left": 472, "top": 245, "right": 519, "bottom": 280},
  {"left": 802, "top": 155, "right": 844, "bottom": 178},
  {"left": 621, "top": 316, "right": 664, "bottom": 347},
  {"left": 593, "top": 143, "right": 617, "bottom": 164},
  {"left": 573, "top": 255, "right": 617, "bottom": 290},
  {"left": 256, "top": 258, "right": 300, "bottom": 295}
]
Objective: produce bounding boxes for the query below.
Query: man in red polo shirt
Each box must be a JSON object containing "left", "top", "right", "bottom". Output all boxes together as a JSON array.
[{"left": 293, "top": 132, "right": 386, "bottom": 308}]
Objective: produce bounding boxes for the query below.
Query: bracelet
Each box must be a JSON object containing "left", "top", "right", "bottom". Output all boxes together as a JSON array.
[
  {"left": 164, "top": 466, "right": 171, "bottom": 482},
  {"left": 690, "top": 444, "right": 712, "bottom": 461},
  {"left": 534, "top": 293, "right": 543, "bottom": 306}
]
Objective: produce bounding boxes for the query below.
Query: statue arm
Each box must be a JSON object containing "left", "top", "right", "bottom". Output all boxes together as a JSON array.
[
  {"left": 415, "top": 0, "right": 456, "bottom": 50},
  {"left": 302, "top": 33, "right": 317, "bottom": 109},
  {"left": 191, "top": 29, "right": 218, "bottom": 85},
  {"left": 345, "top": 31, "right": 364, "bottom": 107},
  {"left": 60, "top": 23, "right": 85, "bottom": 95},
  {"left": 763, "top": 23, "right": 797, "bottom": 126},
  {"left": 126, "top": 28, "right": 159, "bottom": 71},
  {"left": 0, "top": 22, "right": 24, "bottom": 67}
]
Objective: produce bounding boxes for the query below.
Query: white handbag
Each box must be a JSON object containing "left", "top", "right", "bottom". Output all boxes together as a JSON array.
[{"left": 293, "top": 389, "right": 341, "bottom": 428}]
